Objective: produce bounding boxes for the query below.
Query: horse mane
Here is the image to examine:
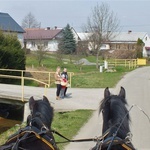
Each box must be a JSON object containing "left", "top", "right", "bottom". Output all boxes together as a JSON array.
[{"left": 99, "top": 87, "right": 131, "bottom": 139}]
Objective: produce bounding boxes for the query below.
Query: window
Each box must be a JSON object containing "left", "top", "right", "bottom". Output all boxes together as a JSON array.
[
  {"left": 145, "top": 37, "right": 147, "bottom": 41},
  {"left": 32, "top": 41, "right": 35, "bottom": 47},
  {"left": 44, "top": 41, "right": 48, "bottom": 47}
]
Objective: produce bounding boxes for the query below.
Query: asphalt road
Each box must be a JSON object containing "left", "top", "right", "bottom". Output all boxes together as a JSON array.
[
  {"left": 116, "top": 66, "right": 150, "bottom": 150},
  {"left": 65, "top": 67, "right": 150, "bottom": 150}
]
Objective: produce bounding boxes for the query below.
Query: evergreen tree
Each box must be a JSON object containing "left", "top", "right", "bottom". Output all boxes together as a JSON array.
[
  {"left": 0, "top": 31, "right": 26, "bottom": 83},
  {"left": 59, "top": 24, "right": 76, "bottom": 54}
]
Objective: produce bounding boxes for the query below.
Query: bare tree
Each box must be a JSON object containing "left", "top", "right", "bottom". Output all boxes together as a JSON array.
[
  {"left": 36, "top": 40, "right": 47, "bottom": 66},
  {"left": 85, "top": 2, "right": 120, "bottom": 69},
  {"left": 22, "top": 12, "right": 40, "bottom": 29}
]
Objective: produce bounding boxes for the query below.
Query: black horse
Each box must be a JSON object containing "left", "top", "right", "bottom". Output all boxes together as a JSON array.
[
  {"left": 0, "top": 96, "right": 58, "bottom": 150},
  {"left": 92, "top": 87, "right": 135, "bottom": 150}
]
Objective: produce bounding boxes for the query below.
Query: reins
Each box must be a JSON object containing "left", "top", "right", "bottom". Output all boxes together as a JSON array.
[{"left": 51, "top": 129, "right": 110, "bottom": 144}]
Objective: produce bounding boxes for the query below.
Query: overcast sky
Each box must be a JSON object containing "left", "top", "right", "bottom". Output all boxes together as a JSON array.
[{"left": 1, "top": 0, "right": 150, "bottom": 34}]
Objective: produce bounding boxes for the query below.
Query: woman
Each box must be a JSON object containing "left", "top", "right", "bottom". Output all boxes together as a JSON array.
[
  {"left": 61, "top": 68, "right": 68, "bottom": 97},
  {"left": 54, "top": 66, "right": 62, "bottom": 100}
]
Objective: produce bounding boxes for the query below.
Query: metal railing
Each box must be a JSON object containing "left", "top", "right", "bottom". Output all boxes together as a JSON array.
[
  {"left": 0, "top": 69, "right": 74, "bottom": 102},
  {"left": 107, "top": 59, "right": 137, "bottom": 69}
]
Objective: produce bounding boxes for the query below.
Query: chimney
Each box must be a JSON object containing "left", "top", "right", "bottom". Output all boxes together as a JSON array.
[
  {"left": 54, "top": 26, "right": 57, "bottom": 30},
  {"left": 128, "top": 30, "right": 132, "bottom": 34},
  {"left": 46, "top": 27, "right": 50, "bottom": 30}
]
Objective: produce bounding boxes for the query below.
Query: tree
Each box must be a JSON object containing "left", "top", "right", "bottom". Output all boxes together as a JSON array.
[
  {"left": 36, "top": 43, "right": 46, "bottom": 66},
  {"left": 0, "top": 31, "right": 26, "bottom": 83},
  {"left": 136, "top": 38, "right": 144, "bottom": 58},
  {"left": 22, "top": 12, "right": 40, "bottom": 28},
  {"left": 58, "top": 24, "right": 76, "bottom": 54},
  {"left": 85, "top": 2, "right": 120, "bottom": 69}
]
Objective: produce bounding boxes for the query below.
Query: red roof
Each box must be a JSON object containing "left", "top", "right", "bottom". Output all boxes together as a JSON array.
[{"left": 24, "top": 28, "right": 63, "bottom": 40}]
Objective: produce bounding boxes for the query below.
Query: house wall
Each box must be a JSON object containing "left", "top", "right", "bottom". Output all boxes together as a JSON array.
[
  {"left": 142, "top": 34, "right": 150, "bottom": 57},
  {"left": 100, "top": 44, "right": 110, "bottom": 50},
  {"left": 71, "top": 28, "right": 80, "bottom": 42},
  {"left": 48, "top": 40, "right": 59, "bottom": 51},
  {"left": 17, "top": 33, "right": 24, "bottom": 48},
  {"left": 25, "top": 39, "right": 59, "bottom": 51},
  {"left": 110, "top": 43, "right": 136, "bottom": 51}
]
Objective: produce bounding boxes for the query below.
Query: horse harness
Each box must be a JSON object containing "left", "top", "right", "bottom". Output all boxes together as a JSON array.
[
  {"left": 0, "top": 114, "right": 135, "bottom": 150},
  {"left": 0, "top": 126, "right": 57, "bottom": 150},
  {"left": 0, "top": 125, "right": 134, "bottom": 150},
  {"left": 91, "top": 127, "right": 135, "bottom": 150}
]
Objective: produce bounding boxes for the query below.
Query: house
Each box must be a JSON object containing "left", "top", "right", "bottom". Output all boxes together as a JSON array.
[
  {"left": 109, "top": 31, "right": 150, "bottom": 57},
  {"left": 24, "top": 27, "right": 80, "bottom": 52},
  {"left": 24, "top": 27, "right": 63, "bottom": 51},
  {"left": 77, "top": 31, "right": 150, "bottom": 57},
  {"left": 0, "top": 12, "right": 25, "bottom": 47}
]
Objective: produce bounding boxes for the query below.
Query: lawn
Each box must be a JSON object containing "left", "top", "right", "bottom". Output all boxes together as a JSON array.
[
  {"left": 26, "top": 53, "right": 133, "bottom": 88},
  {"left": 0, "top": 110, "right": 93, "bottom": 150}
]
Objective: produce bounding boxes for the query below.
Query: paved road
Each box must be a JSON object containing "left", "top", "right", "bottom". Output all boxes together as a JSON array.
[
  {"left": 65, "top": 67, "right": 150, "bottom": 150},
  {"left": 0, "top": 83, "right": 106, "bottom": 121},
  {"left": 116, "top": 66, "right": 150, "bottom": 150},
  {"left": 0, "top": 84, "right": 104, "bottom": 111}
]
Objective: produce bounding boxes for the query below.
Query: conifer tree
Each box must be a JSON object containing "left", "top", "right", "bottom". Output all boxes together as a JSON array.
[{"left": 59, "top": 24, "right": 76, "bottom": 54}]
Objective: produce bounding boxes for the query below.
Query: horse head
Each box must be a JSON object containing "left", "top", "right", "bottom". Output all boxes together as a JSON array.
[
  {"left": 100, "top": 87, "right": 130, "bottom": 139},
  {"left": 92, "top": 87, "right": 135, "bottom": 150},
  {"left": 27, "top": 96, "right": 54, "bottom": 131}
]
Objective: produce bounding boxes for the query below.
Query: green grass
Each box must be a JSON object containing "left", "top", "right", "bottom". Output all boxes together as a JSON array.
[
  {"left": 52, "top": 110, "right": 93, "bottom": 149},
  {"left": 0, "top": 110, "right": 93, "bottom": 150},
  {"left": 26, "top": 53, "right": 134, "bottom": 88},
  {"left": 72, "top": 67, "right": 131, "bottom": 88}
]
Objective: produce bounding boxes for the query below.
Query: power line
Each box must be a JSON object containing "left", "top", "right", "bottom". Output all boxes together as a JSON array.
[{"left": 121, "top": 24, "right": 150, "bottom": 28}]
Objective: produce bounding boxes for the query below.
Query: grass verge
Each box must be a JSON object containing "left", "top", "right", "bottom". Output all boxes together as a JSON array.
[
  {"left": 72, "top": 67, "right": 132, "bottom": 88},
  {"left": 0, "top": 110, "right": 93, "bottom": 150}
]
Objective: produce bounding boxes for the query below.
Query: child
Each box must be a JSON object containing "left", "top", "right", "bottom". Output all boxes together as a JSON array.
[{"left": 60, "top": 74, "right": 68, "bottom": 99}]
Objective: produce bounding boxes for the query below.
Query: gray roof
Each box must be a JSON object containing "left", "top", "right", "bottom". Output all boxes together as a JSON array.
[
  {"left": 0, "top": 12, "right": 25, "bottom": 33},
  {"left": 110, "top": 32, "right": 147, "bottom": 42},
  {"left": 78, "top": 31, "right": 148, "bottom": 43}
]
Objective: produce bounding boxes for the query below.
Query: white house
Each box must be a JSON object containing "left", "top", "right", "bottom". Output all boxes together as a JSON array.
[
  {"left": 0, "top": 12, "right": 25, "bottom": 47},
  {"left": 24, "top": 27, "right": 63, "bottom": 51}
]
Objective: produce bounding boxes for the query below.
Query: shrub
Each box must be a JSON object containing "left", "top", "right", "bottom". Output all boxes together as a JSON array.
[{"left": 0, "top": 31, "right": 26, "bottom": 84}]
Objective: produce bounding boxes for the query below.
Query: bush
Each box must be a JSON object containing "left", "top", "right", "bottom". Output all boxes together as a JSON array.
[{"left": 0, "top": 31, "right": 26, "bottom": 84}]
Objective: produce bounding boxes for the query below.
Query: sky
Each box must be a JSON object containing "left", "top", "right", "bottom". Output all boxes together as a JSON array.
[{"left": 1, "top": 0, "right": 150, "bottom": 34}]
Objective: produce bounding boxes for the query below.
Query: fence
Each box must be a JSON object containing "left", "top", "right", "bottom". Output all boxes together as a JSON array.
[
  {"left": 0, "top": 69, "right": 74, "bottom": 102},
  {"left": 107, "top": 58, "right": 146, "bottom": 69}
]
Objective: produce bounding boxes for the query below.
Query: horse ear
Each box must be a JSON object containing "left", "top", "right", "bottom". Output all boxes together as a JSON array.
[
  {"left": 43, "top": 96, "right": 50, "bottom": 104},
  {"left": 118, "top": 86, "right": 126, "bottom": 99},
  {"left": 104, "top": 87, "right": 110, "bottom": 99},
  {"left": 27, "top": 115, "right": 32, "bottom": 126},
  {"left": 29, "top": 96, "right": 35, "bottom": 110}
]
